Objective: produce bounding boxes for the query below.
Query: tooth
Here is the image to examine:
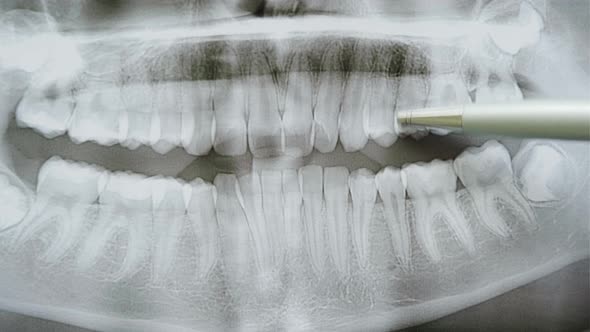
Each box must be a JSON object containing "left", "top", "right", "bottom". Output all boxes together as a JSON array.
[
  {"left": 181, "top": 81, "right": 214, "bottom": 156},
  {"left": 375, "top": 167, "right": 411, "bottom": 270},
  {"left": 247, "top": 75, "right": 283, "bottom": 158},
  {"left": 149, "top": 82, "right": 183, "bottom": 154},
  {"left": 13, "top": 157, "right": 105, "bottom": 264},
  {"left": 324, "top": 166, "right": 351, "bottom": 276},
  {"left": 454, "top": 140, "right": 536, "bottom": 237},
  {"left": 214, "top": 174, "right": 252, "bottom": 282},
  {"left": 283, "top": 72, "right": 314, "bottom": 157},
  {"left": 367, "top": 75, "right": 397, "bottom": 147},
  {"left": 298, "top": 165, "right": 326, "bottom": 276},
  {"left": 261, "top": 170, "right": 286, "bottom": 267},
  {"left": 395, "top": 75, "right": 430, "bottom": 137},
  {"left": 186, "top": 179, "right": 219, "bottom": 278},
  {"left": 0, "top": 172, "right": 30, "bottom": 231},
  {"left": 213, "top": 79, "right": 247, "bottom": 156},
  {"left": 151, "top": 177, "right": 185, "bottom": 286},
  {"left": 77, "top": 172, "right": 152, "bottom": 281},
  {"left": 314, "top": 72, "right": 343, "bottom": 153},
  {"left": 403, "top": 160, "right": 476, "bottom": 262},
  {"left": 475, "top": 72, "right": 523, "bottom": 103},
  {"left": 119, "top": 85, "right": 152, "bottom": 150},
  {"left": 16, "top": 89, "right": 74, "bottom": 139},
  {"left": 282, "top": 169, "right": 303, "bottom": 254},
  {"left": 349, "top": 169, "right": 376, "bottom": 270},
  {"left": 69, "top": 88, "right": 124, "bottom": 146},
  {"left": 339, "top": 73, "right": 369, "bottom": 152}
]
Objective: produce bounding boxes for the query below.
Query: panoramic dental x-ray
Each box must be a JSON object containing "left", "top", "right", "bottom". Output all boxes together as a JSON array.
[{"left": 0, "top": 0, "right": 589, "bottom": 331}]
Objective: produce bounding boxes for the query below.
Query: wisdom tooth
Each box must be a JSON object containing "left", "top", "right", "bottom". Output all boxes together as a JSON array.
[
  {"left": 16, "top": 89, "right": 74, "bottom": 139},
  {"left": 367, "top": 75, "right": 397, "bottom": 147},
  {"left": 282, "top": 169, "right": 303, "bottom": 253},
  {"left": 474, "top": 72, "right": 523, "bottom": 103},
  {"left": 283, "top": 72, "right": 314, "bottom": 157},
  {"left": 69, "top": 89, "right": 125, "bottom": 146},
  {"left": 186, "top": 179, "right": 219, "bottom": 278},
  {"left": 213, "top": 79, "right": 247, "bottom": 156},
  {"left": 314, "top": 72, "right": 343, "bottom": 153},
  {"left": 261, "top": 170, "right": 286, "bottom": 267},
  {"left": 349, "top": 169, "right": 376, "bottom": 270},
  {"left": 299, "top": 165, "right": 326, "bottom": 276},
  {"left": 180, "top": 81, "right": 214, "bottom": 156},
  {"left": 247, "top": 75, "right": 283, "bottom": 158},
  {"left": 324, "top": 167, "right": 351, "bottom": 276},
  {"left": 77, "top": 173, "right": 152, "bottom": 281},
  {"left": 404, "top": 160, "right": 476, "bottom": 262},
  {"left": 339, "top": 73, "right": 369, "bottom": 152},
  {"left": 454, "top": 140, "right": 536, "bottom": 237},
  {"left": 375, "top": 167, "right": 411, "bottom": 270}
]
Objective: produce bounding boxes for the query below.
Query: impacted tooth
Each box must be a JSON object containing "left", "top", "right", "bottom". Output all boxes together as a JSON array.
[
  {"left": 16, "top": 89, "right": 74, "bottom": 139},
  {"left": 298, "top": 165, "right": 326, "bottom": 276},
  {"left": 475, "top": 72, "right": 523, "bottom": 103},
  {"left": 367, "top": 75, "right": 397, "bottom": 147},
  {"left": 454, "top": 140, "right": 536, "bottom": 237},
  {"left": 181, "top": 81, "right": 214, "bottom": 156},
  {"left": 314, "top": 72, "right": 343, "bottom": 153},
  {"left": 186, "top": 179, "right": 219, "bottom": 279},
  {"left": 261, "top": 170, "right": 286, "bottom": 267},
  {"left": 69, "top": 88, "right": 124, "bottom": 146},
  {"left": 324, "top": 167, "right": 351, "bottom": 276},
  {"left": 339, "top": 73, "right": 369, "bottom": 152},
  {"left": 375, "top": 167, "right": 411, "bottom": 270},
  {"left": 213, "top": 79, "right": 247, "bottom": 156},
  {"left": 403, "top": 160, "right": 475, "bottom": 262},
  {"left": 349, "top": 169, "right": 376, "bottom": 270},
  {"left": 282, "top": 169, "right": 303, "bottom": 253},
  {"left": 283, "top": 72, "right": 314, "bottom": 157},
  {"left": 247, "top": 75, "right": 283, "bottom": 158}
]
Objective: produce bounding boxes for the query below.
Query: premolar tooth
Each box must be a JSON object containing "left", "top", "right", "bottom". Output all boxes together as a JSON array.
[
  {"left": 375, "top": 167, "right": 411, "bottom": 270},
  {"left": 247, "top": 75, "right": 283, "bottom": 158},
  {"left": 299, "top": 165, "right": 326, "bottom": 276},
  {"left": 181, "top": 81, "right": 214, "bottom": 156},
  {"left": 283, "top": 72, "right": 314, "bottom": 157},
  {"left": 314, "top": 72, "right": 343, "bottom": 153},
  {"left": 119, "top": 85, "right": 152, "bottom": 150},
  {"left": 367, "top": 75, "right": 397, "bottom": 147},
  {"left": 349, "top": 169, "right": 376, "bottom": 270},
  {"left": 213, "top": 79, "right": 247, "bottom": 156},
  {"left": 454, "top": 140, "right": 536, "bottom": 237},
  {"left": 16, "top": 89, "right": 74, "bottom": 139},
  {"left": 339, "top": 73, "right": 369, "bottom": 152},
  {"left": 403, "top": 160, "right": 475, "bottom": 262},
  {"left": 186, "top": 179, "right": 219, "bottom": 278},
  {"left": 150, "top": 108, "right": 182, "bottom": 155},
  {"left": 261, "top": 170, "right": 286, "bottom": 267},
  {"left": 324, "top": 167, "right": 351, "bottom": 276},
  {"left": 282, "top": 169, "right": 303, "bottom": 253}
]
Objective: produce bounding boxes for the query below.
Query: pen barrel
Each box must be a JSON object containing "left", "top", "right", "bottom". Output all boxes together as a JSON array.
[{"left": 462, "top": 101, "right": 590, "bottom": 140}]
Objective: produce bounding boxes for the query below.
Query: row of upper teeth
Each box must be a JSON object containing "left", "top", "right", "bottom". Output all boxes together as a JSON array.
[{"left": 3, "top": 140, "right": 571, "bottom": 283}]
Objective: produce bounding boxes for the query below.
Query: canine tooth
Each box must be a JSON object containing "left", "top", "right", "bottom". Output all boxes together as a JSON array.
[
  {"left": 247, "top": 75, "right": 283, "bottom": 158},
  {"left": 324, "top": 167, "right": 351, "bottom": 276},
  {"left": 181, "top": 81, "right": 214, "bottom": 156},
  {"left": 282, "top": 169, "right": 303, "bottom": 253},
  {"left": 404, "top": 160, "right": 475, "bottom": 262},
  {"left": 186, "top": 179, "right": 219, "bottom": 278},
  {"left": 16, "top": 89, "right": 74, "bottom": 139},
  {"left": 77, "top": 173, "right": 152, "bottom": 281},
  {"left": 349, "top": 169, "right": 376, "bottom": 270},
  {"left": 454, "top": 140, "right": 536, "bottom": 237},
  {"left": 375, "top": 167, "right": 411, "bottom": 270},
  {"left": 261, "top": 170, "right": 286, "bottom": 266},
  {"left": 69, "top": 88, "right": 124, "bottom": 146},
  {"left": 314, "top": 72, "right": 343, "bottom": 153},
  {"left": 298, "top": 165, "right": 326, "bottom": 276},
  {"left": 283, "top": 72, "right": 314, "bottom": 157},
  {"left": 213, "top": 79, "right": 247, "bottom": 156},
  {"left": 367, "top": 76, "right": 397, "bottom": 147},
  {"left": 339, "top": 73, "right": 369, "bottom": 152},
  {"left": 151, "top": 177, "right": 185, "bottom": 285}
]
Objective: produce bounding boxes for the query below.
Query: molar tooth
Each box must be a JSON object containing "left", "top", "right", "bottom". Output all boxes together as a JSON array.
[
  {"left": 16, "top": 89, "right": 74, "bottom": 139},
  {"left": 282, "top": 169, "right": 303, "bottom": 254},
  {"left": 298, "top": 165, "right": 326, "bottom": 276},
  {"left": 247, "top": 75, "right": 283, "bottom": 158},
  {"left": 261, "top": 170, "right": 286, "bottom": 267},
  {"left": 454, "top": 140, "right": 536, "bottom": 237},
  {"left": 186, "top": 179, "right": 219, "bottom": 278},
  {"left": 283, "top": 72, "right": 314, "bottom": 157},
  {"left": 213, "top": 79, "right": 247, "bottom": 156},
  {"left": 324, "top": 166, "right": 351, "bottom": 276},
  {"left": 181, "top": 81, "right": 214, "bottom": 156},
  {"left": 367, "top": 75, "right": 397, "bottom": 147},
  {"left": 339, "top": 73, "right": 369, "bottom": 152},
  {"left": 314, "top": 72, "right": 343, "bottom": 153},
  {"left": 349, "top": 169, "right": 376, "bottom": 270},
  {"left": 69, "top": 88, "right": 124, "bottom": 146},
  {"left": 375, "top": 167, "right": 411, "bottom": 270},
  {"left": 403, "top": 160, "right": 475, "bottom": 262}
]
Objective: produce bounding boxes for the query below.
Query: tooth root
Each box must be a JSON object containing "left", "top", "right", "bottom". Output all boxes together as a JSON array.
[
  {"left": 282, "top": 169, "right": 303, "bottom": 253},
  {"left": 186, "top": 179, "right": 219, "bottom": 278},
  {"left": 324, "top": 167, "right": 351, "bottom": 276},
  {"left": 0, "top": 173, "right": 29, "bottom": 231},
  {"left": 454, "top": 140, "right": 536, "bottom": 237},
  {"left": 349, "top": 169, "right": 376, "bottom": 270},
  {"left": 214, "top": 79, "right": 247, "bottom": 156},
  {"left": 247, "top": 75, "right": 283, "bottom": 158},
  {"left": 404, "top": 160, "right": 475, "bottom": 262},
  {"left": 314, "top": 72, "right": 343, "bottom": 153},
  {"left": 283, "top": 72, "right": 314, "bottom": 157},
  {"left": 339, "top": 73, "right": 369, "bottom": 152},
  {"left": 181, "top": 81, "right": 214, "bottom": 156},
  {"left": 261, "top": 170, "right": 286, "bottom": 267},
  {"left": 299, "top": 165, "right": 326, "bottom": 276},
  {"left": 375, "top": 167, "right": 411, "bottom": 269},
  {"left": 367, "top": 76, "right": 397, "bottom": 147},
  {"left": 69, "top": 89, "right": 122, "bottom": 146},
  {"left": 16, "top": 89, "right": 74, "bottom": 139}
]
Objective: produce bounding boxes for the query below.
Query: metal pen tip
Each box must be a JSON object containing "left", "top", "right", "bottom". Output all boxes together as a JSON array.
[{"left": 396, "top": 107, "right": 463, "bottom": 129}]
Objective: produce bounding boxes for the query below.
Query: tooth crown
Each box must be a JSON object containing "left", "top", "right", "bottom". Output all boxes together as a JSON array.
[
  {"left": 403, "top": 160, "right": 457, "bottom": 197},
  {"left": 99, "top": 173, "right": 153, "bottom": 209},
  {"left": 453, "top": 140, "right": 514, "bottom": 188},
  {"left": 38, "top": 157, "right": 106, "bottom": 202}
]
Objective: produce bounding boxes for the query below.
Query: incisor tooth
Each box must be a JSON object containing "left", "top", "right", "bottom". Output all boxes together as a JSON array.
[
  {"left": 314, "top": 72, "right": 343, "bottom": 153},
  {"left": 324, "top": 166, "right": 351, "bottom": 276},
  {"left": 283, "top": 72, "right": 315, "bottom": 157},
  {"left": 247, "top": 75, "right": 283, "bottom": 158},
  {"left": 367, "top": 75, "right": 398, "bottom": 147},
  {"left": 299, "top": 165, "right": 326, "bottom": 276},
  {"left": 282, "top": 169, "right": 303, "bottom": 253},
  {"left": 349, "top": 169, "right": 376, "bottom": 270},
  {"left": 214, "top": 79, "right": 247, "bottom": 156},
  {"left": 339, "top": 73, "right": 369, "bottom": 152},
  {"left": 261, "top": 170, "right": 286, "bottom": 267}
]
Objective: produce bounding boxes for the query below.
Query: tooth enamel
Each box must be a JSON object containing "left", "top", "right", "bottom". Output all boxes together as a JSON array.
[
  {"left": 16, "top": 89, "right": 74, "bottom": 139},
  {"left": 283, "top": 72, "right": 315, "bottom": 157},
  {"left": 349, "top": 168, "right": 376, "bottom": 270},
  {"left": 77, "top": 172, "right": 152, "bottom": 281},
  {"left": 213, "top": 79, "right": 247, "bottom": 156},
  {"left": 314, "top": 72, "right": 343, "bottom": 153},
  {"left": 282, "top": 169, "right": 303, "bottom": 253},
  {"left": 186, "top": 179, "right": 219, "bottom": 279},
  {"left": 339, "top": 73, "right": 369, "bottom": 152},
  {"left": 367, "top": 75, "right": 397, "bottom": 147},
  {"left": 324, "top": 166, "right": 351, "bottom": 276},
  {"left": 247, "top": 75, "right": 283, "bottom": 158},
  {"left": 261, "top": 170, "right": 286, "bottom": 267},
  {"left": 151, "top": 177, "right": 185, "bottom": 285},
  {"left": 181, "top": 81, "right": 214, "bottom": 156},
  {"left": 403, "top": 160, "right": 475, "bottom": 262},
  {"left": 375, "top": 166, "right": 411, "bottom": 270},
  {"left": 454, "top": 140, "right": 536, "bottom": 237},
  {"left": 298, "top": 165, "right": 326, "bottom": 276},
  {"left": 69, "top": 88, "right": 124, "bottom": 146}
]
